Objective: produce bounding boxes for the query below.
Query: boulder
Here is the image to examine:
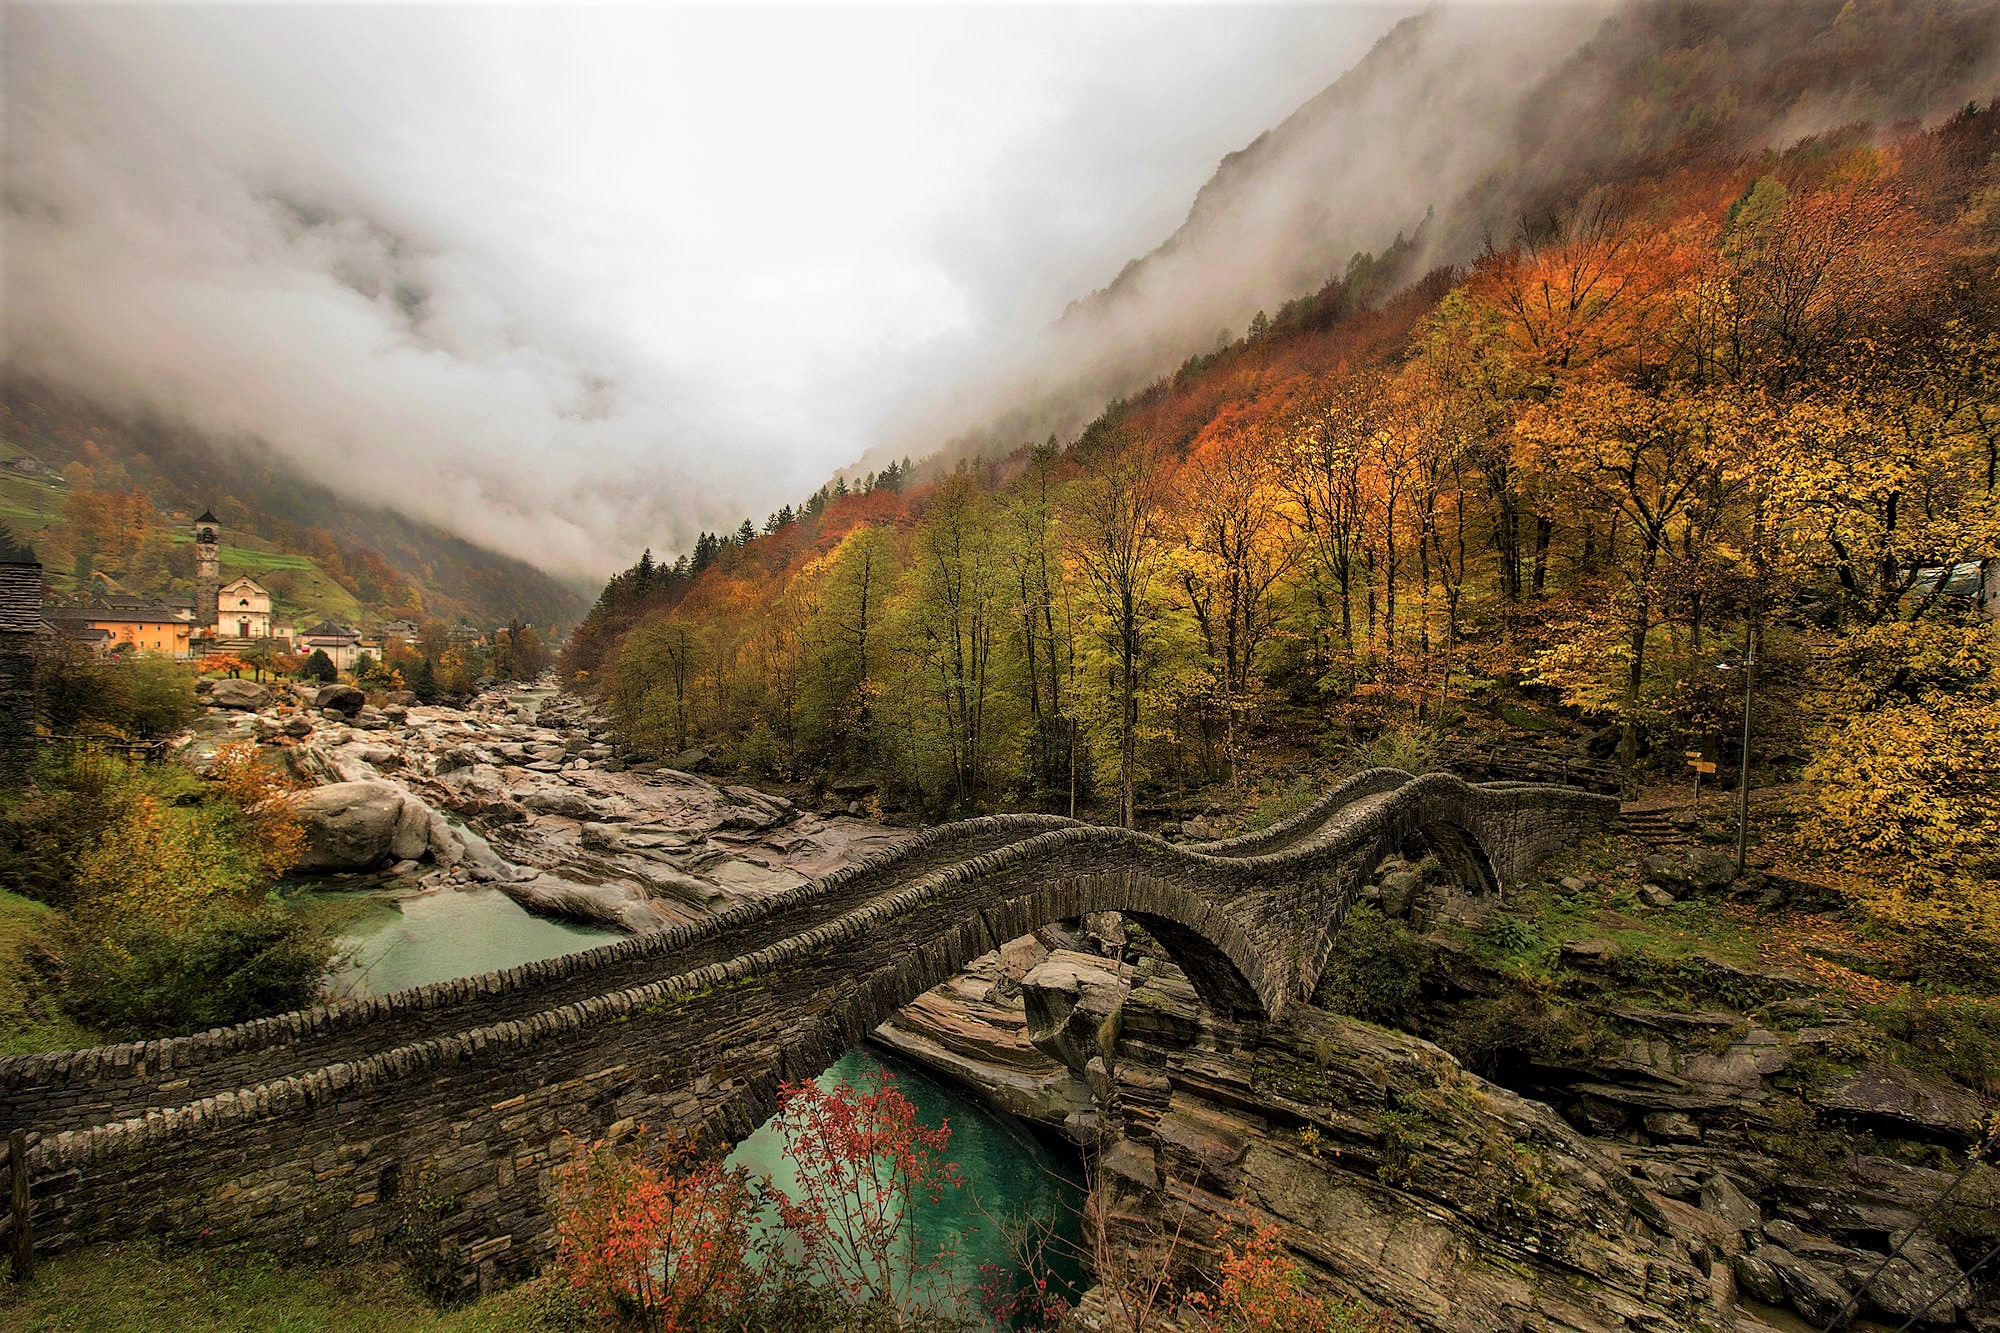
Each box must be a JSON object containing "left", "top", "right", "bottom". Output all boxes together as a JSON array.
[
  {"left": 579, "top": 822, "right": 626, "bottom": 852},
  {"left": 521, "top": 786, "right": 599, "bottom": 819},
  {"left": 1758, "top": 1244, "right": 1853, "bottom": 1326},
  {"left": 1637, "top": 883, "right": 1677, "bottom": 908},
  {"left": 1560, "top": 939, "right": 1614, "bottom": 968},
  {"left": 380, "top": 690, "right": 418, "bottom": 707},
  {"left": 295, "top": 780, "right": 410, "bottom": 871},
  {"left": 672, "top": 748, "right": 717, "bottom": 773},
  {"left": 1579, "top": 724, "right": 1621, "bottom": 759},
  {"left": 314, "top": 684, "right": 366, "bottom": 716},
  {"left": 1379, "top": 869, "right": 1426, "bottom": 918},
  {"left": 208, "top": 679, "right": 271, "bottom": 711},
  {"left": 280, "top": 717, "right": 314, "bottom": 739},
  {"left": 1643, "top": 847, "right": 1737, "bottom": 892},
  {"left": 389, "top": 795, "right": 433, "bottom": 862},
  {"left": 1815, "top": 1061, "right": 1991, "bottom": 1139},
  {"left": 1845, "top": 1234, "right": 1967, "bottom": 1324},
  {"left": 1698, "top": 1172, "right": 1761, "bottom": 1233},
  {"left": 1023, "top": 950, "right": 1131, "bottom": 1075}
]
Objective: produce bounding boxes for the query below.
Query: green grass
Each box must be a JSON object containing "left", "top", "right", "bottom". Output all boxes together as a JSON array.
[
  {"left": 1438, "top": 836, "right": 1764, "bottom": 997},
  {"left": 0, "top": 890, "right": 98, "bottom": 1056},
  {"left": 0, "top": 472, "right": 66, "bottom": 536},
  {"left": 167, "top": 536, "right": 315, "bottom": 570},
  {"left": 168, "top": 535, "right": 367, "bottom": 625},
  {"left": 0, "top": 449, "right": 367, "bottom": 626},
  {"left": 1, "top": 1244, "right": 583, "bottom": 1332}
]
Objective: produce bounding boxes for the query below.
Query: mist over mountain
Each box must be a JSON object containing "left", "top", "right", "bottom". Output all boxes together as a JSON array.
[
  {"left": 1, "top": 4, "right": 1402, "bottom": 583},
  {"left": 6, "top": 1, "right": 1996, "bottom": 587},
  {"left": 890, "top": 0, "right": 2000, "bottom": 474},
  {"left": 0, "top": 372, "right": 592, "bottom": 630}
]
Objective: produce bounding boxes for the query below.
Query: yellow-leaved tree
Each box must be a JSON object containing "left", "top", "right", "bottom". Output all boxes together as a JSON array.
[{"left": 1790, "top": 622, "right": 2000, "bottom": 987}]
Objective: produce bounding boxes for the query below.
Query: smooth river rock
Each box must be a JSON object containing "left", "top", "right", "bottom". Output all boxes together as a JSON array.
[{"left": 294, "top": 780, "right": 412, "bottom": 870}]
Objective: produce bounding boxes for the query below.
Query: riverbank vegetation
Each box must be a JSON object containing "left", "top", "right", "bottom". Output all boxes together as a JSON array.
[{"left": 0, "top": 740, "right": 333, "bottom": 1048}]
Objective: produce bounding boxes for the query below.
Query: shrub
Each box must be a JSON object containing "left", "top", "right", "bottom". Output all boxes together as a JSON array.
[
  {"left": 119, "top": 655, "right": 200, "bottom": 737},
  {"left": 0, "top": 749, "right": 327, "bottom": 1040},
  {"left": 1348, "top": 724, "right": 1439, "bottom": 775},
  {"left": 1185, "top": 1210, "right": 1397, "bottom": 1332},
  {"left": 1242, "top": 778, "right": 1319, "bottom": 835},
  {"left": 1312, "top": 904, "right": 1427, "bottom": 1023},
  {"left": 1433, "top": 983, "right": 1605, "bottom": 1079},
  {"left": 772, "top": 1069, "right": 965, "bottom": 1322},
  {"left": 1861, "top": 994, "right": 2000, "bottom": 1097},
  {"left": 300, "top": 649, "right": 338, "bottom": 683},
  {"left": 55, "top": 907, "right": 335, "bottom": 1037},
  {"left": 737, "top": 723, "right": 781, "bottom": 779},
  {"left": 553, "top": 1069, "right": 970, "bottom": 1332},
  {"left": 554, "top": 1131, "right": 761, "bottom": 1331}
]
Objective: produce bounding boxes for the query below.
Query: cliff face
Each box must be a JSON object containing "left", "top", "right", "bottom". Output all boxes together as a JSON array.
[
  {"left": 875, "top": 847, "right": 2000, "bottom": 1330},
  {"left": 1075, "top": 957, "right": 1997, "bottom": 1332}
]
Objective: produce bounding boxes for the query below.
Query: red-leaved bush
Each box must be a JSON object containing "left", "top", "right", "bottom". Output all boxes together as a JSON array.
[
  {"left": 772, "top": 1068, "right": 966, "bottom": 1322},
  {"left": 553, "top": 1130, "right": 758, "bottom": 1331}
]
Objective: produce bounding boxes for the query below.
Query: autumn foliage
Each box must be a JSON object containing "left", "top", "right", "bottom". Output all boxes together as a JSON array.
[
  {"left": 573, "top": 102, "right": 2000, "bottom": 989},
  {"left": 553, "top": 1069, "right": 968, "bottom": 1331}
]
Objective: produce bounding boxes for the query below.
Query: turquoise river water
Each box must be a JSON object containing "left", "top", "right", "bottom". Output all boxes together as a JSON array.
[{"left": 297, "top": 879, "right": 1085, "bottom": 1322}]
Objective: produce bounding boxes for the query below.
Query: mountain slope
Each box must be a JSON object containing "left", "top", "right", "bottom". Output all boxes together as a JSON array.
[
  {"left": 0, "top": 374, "right": 591, "bottom": 630},
  {"left": 913, "top": 0, "right": 2000, "bottom": 470}
]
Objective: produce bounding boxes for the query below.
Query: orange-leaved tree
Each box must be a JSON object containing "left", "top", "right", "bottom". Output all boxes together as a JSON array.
[
  {"left": 553, "top": 1130, "right": 760, "bottom": 1332},
  {"left": 1185, "top": 1210, "right": 1397, "bottom": 1333},
  {"left": 771, "top": 1068, "right": 966, "bottom": 1325}
]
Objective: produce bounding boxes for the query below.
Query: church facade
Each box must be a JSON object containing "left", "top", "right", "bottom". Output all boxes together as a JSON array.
[{"left": 215, "top": 575, "right": 274, "bottom": 640}]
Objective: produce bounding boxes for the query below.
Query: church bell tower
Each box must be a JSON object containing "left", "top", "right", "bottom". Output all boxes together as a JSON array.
[{"left": 194, "top": 509, "right": 220, "bottom": 630}]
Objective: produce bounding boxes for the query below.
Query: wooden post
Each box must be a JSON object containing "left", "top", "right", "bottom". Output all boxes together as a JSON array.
[{"left": 9, "top": 1128, "right": 30, "bottom": 1281}]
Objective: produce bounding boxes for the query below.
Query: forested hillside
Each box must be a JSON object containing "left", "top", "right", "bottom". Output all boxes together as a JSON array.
[
  {"left": 0, "top": 375, "right": 590, "bottom": 630},
  {"left": 570, "top": 89, "right": 2000, "bottom": 977},
  {"left": 918, "top": 0, "right": 2000, "bottom": 468}
]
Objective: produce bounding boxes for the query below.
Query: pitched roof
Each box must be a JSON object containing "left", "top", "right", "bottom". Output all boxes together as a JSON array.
[
  {"left": 0, "top": 562, "right": 47, "bottom": 635},
  {"left": 300, "top": 620, "right": 359, "bottom": 639},
  {"left": 44, "top": 603, "right": 188, "bottom": 626},
  {"left": 196, "top": 509, "right": 219, "bottom": 525}
]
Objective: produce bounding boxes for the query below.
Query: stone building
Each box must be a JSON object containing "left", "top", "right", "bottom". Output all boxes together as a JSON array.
[
  {"left": 216, "top": 575, "right": 274, "bottom": 640},
  {"left": 0, "top": 534, "right": 50, "bottom": 783},
  {"left": 194, "top": 508, "right": 220, "bottom": 632},
  {"left": 42, "top": 603, "right": 192, "bottom": 656},
  {"left": 296, "top": 620, "right": 364, "bottom": 671}
]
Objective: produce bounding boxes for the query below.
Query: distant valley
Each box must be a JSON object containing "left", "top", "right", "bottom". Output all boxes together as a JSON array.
[{"left": 0, "top": 374, "right": 591, "bottom": 633}]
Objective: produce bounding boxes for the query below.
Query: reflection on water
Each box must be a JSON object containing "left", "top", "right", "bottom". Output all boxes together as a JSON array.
[
  {"left": 292, "top": 883, "right": 1087, "bottom": 1322},
  {"left": 727, "top": 1047, "right": 1087, "bottom": 1325},
  {"left": 296, "top": 882, "right": 614, "bottom": 999}
]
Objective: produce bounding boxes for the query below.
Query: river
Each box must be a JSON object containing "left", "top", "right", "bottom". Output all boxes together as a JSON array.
[{"left": 294, "top": 879, "right": 1085, "bottom": 1323}]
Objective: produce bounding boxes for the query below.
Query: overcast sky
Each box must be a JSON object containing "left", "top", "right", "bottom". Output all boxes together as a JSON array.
[{"left": 5, "top": 3, "right": 1416, "bottom": 582}]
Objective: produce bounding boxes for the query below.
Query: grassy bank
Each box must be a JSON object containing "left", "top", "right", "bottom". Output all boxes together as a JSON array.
[
  {"left": 0, "top": 890, "right": 96, "bottom": 1057},
  {"left": 1, "top": 1245, "right": 582, "bottom": 1333}
]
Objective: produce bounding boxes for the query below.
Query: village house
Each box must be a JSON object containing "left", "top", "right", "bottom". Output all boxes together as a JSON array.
[
  {"left": 296, "top": 620, "right": 364, "bottom": 671},
  {"left": 43, "top": 601, "right": 193, "bottom": 657}
]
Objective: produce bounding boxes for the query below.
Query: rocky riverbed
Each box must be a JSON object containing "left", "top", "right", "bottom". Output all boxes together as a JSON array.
[
  {"left": 198, "top": 678, "right": 911, "bottom": 931},
  {"left": 198, "top": 677, "right": 1095, "bottom": 1119}
]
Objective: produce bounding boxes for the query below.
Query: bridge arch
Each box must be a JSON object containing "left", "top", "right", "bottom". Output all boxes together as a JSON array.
[{"left": 703, "top": 868, "right": 1274, "bottom": 1147}]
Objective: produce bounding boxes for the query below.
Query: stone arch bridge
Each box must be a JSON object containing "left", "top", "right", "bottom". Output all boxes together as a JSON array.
[{"left": 1, "top": 769, "right": 1614, "bottom": 1293}]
